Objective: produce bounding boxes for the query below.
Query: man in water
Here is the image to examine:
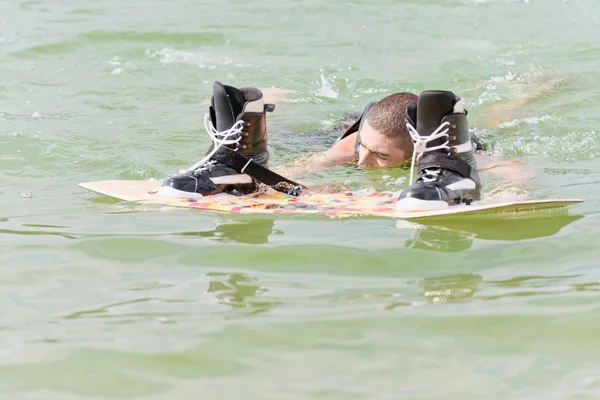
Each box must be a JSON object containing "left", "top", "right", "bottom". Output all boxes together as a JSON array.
[
  {"left": 305, "top": 90, "right": 484, "bottom": 209},
  {"left": 158, "top": 80, "right": 543, "bottom": 209},
  {"left": 274, "top": 88, "right": 536, "bottom": 180}
]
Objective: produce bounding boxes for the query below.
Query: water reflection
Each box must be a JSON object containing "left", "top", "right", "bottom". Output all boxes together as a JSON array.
[
  {"left": 60, "top": 272, "right": 280, "bottom": 321},
  {"left": 418, "top": 273, "right": 483, "bottom": 304},
  {"left": 0, "top": 228, "right": 77, "bottom": 239},
  {"left": 386, "top": 271, "right": 593, "bottom": 309},
  {"left": 206, "top": 272, "right": 280, "bottom": 316},
  {"left": 379, "top": 273, "right": 484, "bottom": 310},
  {"left": 175, "top": 217, "right": 277, "bottom": 244},
  {"left": 402, "top": 212, "right": 583, "bottom": 253}
]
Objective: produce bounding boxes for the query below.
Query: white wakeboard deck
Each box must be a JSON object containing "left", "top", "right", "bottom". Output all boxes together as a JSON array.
[{"left": 78, "top": 178, "right": 583, "bottom": 220}]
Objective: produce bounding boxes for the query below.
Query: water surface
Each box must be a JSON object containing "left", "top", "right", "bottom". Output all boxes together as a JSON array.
[{"left": 2, "top": 0, "right": 600, "bottom": 398}]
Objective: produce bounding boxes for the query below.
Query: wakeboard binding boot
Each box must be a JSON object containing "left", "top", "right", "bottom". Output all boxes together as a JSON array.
[
  {"left": 159, "top": 81, "right": 300, "bottom": 197},
  {"left": 396, "top": 90, "right": 481, "bottom": 211}
]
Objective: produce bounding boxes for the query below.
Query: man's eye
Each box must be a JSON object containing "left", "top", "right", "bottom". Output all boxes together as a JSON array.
[{"left": 377, "top": 154, "right": 387, "bottom": 160}]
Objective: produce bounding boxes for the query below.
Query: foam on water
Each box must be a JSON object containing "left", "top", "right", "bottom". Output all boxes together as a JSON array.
[
  {"left": 498, "top": 114, "right": 559, "bottom": 128},
  {"left": 316, "top": 75, "right": 339, "bottom": 99}
]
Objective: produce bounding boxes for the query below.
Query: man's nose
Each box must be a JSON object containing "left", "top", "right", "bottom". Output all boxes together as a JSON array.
[{"left": 357, "top": 151, "right": 375, "bottom": 168}]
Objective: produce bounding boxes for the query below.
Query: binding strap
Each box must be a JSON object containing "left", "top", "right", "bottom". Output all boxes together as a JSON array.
[
  {"left": 334, "top": 102, "right": 376, "bottom": 144},
  {"left": 417, "top": 151, "right": 472, "bottom": 178},
  {"left": 211, "top": 146, "right": 306, "bottom": 196}
]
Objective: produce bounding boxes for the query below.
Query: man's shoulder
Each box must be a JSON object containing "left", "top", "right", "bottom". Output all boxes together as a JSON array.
[{"left": 328, "top": 132, "right": 357, "bottom": 156}]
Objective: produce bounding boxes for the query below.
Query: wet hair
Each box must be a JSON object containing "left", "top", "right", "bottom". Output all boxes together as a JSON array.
[{"left": 365, "top": 92, "right": 418, "bottom": 153}]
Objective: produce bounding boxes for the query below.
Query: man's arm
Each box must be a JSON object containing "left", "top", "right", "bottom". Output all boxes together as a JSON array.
[
  {"left": 272, "top": 133, "right": 357, "bottom": 178},
  {"left": 469, "top": 75, "right": 567, "bottom": 194},
  {"left": 259, "top": 87, "right": 360, "bottom": 178},
  {"left": 475, "top": 153, "right": 535, "bottom": 198},
  {"left": 475, "top": 75, "right": 566, "bottom": 129},
  {"left": 260, "top": 87, "right": 296, "bottom": 106}
]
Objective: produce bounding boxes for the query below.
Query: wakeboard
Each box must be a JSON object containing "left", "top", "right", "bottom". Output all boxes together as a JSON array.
[{"left": 78, "top": 178, "right": 583, "bottom": 220}]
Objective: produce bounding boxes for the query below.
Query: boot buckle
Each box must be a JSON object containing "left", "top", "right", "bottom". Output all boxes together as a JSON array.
[{"left": 414, "top": 137, "right": 429, "bottom": 154}]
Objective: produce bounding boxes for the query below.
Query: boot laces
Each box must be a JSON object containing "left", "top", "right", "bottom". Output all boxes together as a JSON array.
[
  {"left": 406, "top": 121, "right": 451, "bottom": 183},
  {"left": 422, "top": 169, "right": 442, "bottom": 183},
  {"left": 180, "top": 114, "right": 245, "bottom": 174}
]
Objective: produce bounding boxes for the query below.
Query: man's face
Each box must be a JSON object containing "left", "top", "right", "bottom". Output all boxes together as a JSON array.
[{"left": 356, "top": 120, "right": 408, "bottom": 168}]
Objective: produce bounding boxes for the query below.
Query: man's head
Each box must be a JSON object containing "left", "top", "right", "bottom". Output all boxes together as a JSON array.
[{"left": 356, "top": 92, "right": 418, "bottom": 168}]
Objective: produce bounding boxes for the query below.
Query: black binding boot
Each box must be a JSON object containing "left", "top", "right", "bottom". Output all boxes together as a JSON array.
[
  {"left": 159, "top": 81, "right": 288, "bottom": 197},
  {"left": 396, "top": 90, "right": 481, "bottom": 211}
]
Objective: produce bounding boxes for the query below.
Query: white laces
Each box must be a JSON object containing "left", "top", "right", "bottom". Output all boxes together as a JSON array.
[
  {"left": 406, "top": 121, "right": 451, "bottom": 183},
  {"left": 181, "top": 114, "right": 245, "bottom": 174},
  {"left": 422, "top": 169, "right": 441, "bottom": 183}
]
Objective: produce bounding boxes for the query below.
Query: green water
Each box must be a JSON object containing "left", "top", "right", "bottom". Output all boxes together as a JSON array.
[{"left": 2, "top": 0, "right": 600, "bottom": 398}]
